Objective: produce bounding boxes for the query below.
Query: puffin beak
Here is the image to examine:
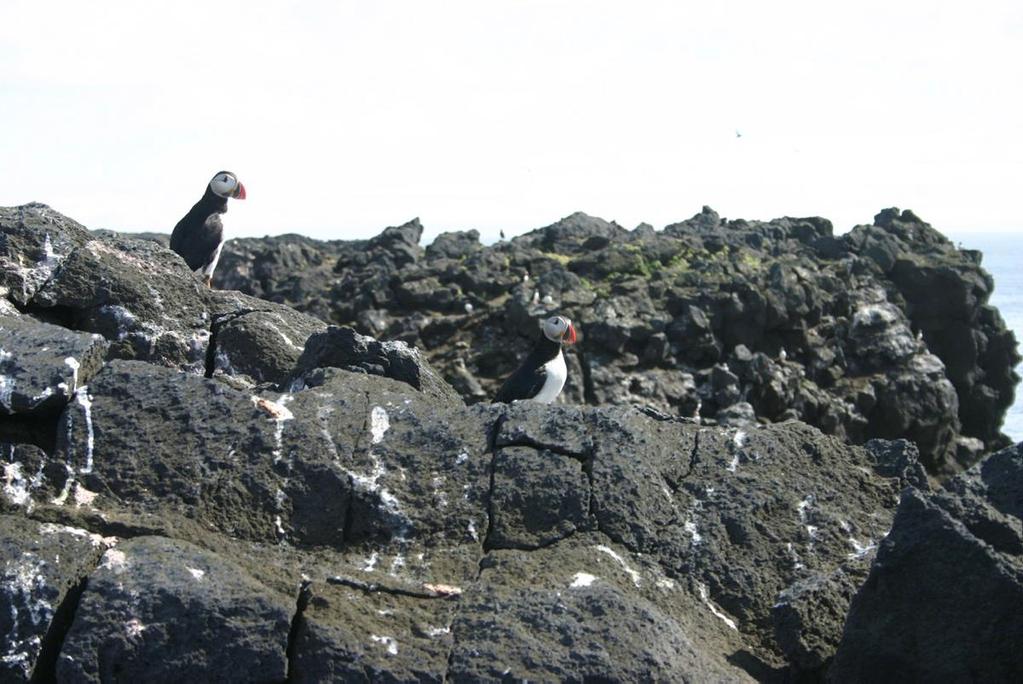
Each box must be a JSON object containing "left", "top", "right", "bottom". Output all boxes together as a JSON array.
[
  {"left": 564, "top": 323, "right": 577, "bottom": 345},
  {"left": 233, "top": 182, "right": 247, "bottom": 200}
]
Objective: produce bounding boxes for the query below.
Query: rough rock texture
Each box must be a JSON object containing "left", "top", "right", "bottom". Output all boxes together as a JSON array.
[
  {"left": 0, "top": 514, "right": 114, "bottom": 681},
  {"left": 0, "top": 203, "right": 1018, "bottom": 680},
  {"left": 0, "top": 316, "right": 107, "bottom": 416},
  {"left": 57, "top": 536, "right": 294, "bottom": 683},
  {"left": 830, "top": 443, "right": 1023, "bottom": 681},
  {"left": 207, "top": 290, "right": 328, "bottom": 386},
  {"left": 0, "top": 203, "right": 93, "bottom": 306},
  {"left": 213, "top": 207, "right": 1019, "bottom": 476}
]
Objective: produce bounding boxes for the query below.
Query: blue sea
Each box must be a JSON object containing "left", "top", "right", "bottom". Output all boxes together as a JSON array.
[{"left": 948, "top": 231, "right": 1023, "bottom": 443}]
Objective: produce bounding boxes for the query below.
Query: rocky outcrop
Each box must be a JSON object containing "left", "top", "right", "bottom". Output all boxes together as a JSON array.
[
  {"left": 0, "top": 203, "right": 1018, "bottom": 680},
  {"left": 212, "top": 207, "right": 1019, "bottom": 476},
  {"left": 0, "top": 202, "right": 959, "bottom": 680}
]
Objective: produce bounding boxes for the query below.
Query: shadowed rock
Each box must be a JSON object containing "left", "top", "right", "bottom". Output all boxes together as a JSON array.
[
  {"left": 830, "top": 443, "right": 1023, "bottom": 681},
  {"left": 56, "top": 536, "right": 293, "bottom": 683}
]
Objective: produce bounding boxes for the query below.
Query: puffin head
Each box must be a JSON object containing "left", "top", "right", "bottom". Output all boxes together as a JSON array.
[
  {"left": 541, "top": 315, "right": 577, "bottom": 345},
  {"left": 209, "top": 171, "right": 246, "bottom": 200}
]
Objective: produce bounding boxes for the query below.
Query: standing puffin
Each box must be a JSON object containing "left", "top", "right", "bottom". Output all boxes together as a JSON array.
[
  {"left": 494, "top": 315, "right": 577, "bottom": 404},
  {"left": 170, "top": 171, "right": 246, "bottom": 287}
]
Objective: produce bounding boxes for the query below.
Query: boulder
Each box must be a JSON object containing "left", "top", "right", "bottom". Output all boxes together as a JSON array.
[
  {"left": 0, "top": 515, "right": 115, "bottom": 682},
  {"left": 31, "top": 234, "right": 211, "bottom": 372},
  {"left": 0, "top": 316, "right": 107, "bottom": 416},
  {"left": 57, "top": 536, "right": 294, "bottom": 682},
  {"left": 830, "top": 443, "right": 1023, "bottom": 681},
  {"left": 207, "top": 290, "right": 328, "bottom": 386},
  {"left": 291, "top": 325, "right": 463, "bottom": 406},
  {"left": 0, "top": 204, "right": 93, "bottom": 306}
]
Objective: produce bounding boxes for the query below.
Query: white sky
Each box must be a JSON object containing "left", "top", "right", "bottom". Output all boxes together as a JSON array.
[{"left": 1, "top": 1, "right": 1020, "bottom": 244}]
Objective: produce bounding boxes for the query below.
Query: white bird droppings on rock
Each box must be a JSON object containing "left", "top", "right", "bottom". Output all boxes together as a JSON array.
[
  {"left": 252, "top": 394, "right": 295, "bottom": 464},
  {"left": 685, "top": 520, "right": 702, "bottom": 545},
  {"left": 125, "top": 618, "right": 147, "bottom": 639},
  {"left": 74, "top": 387, "right": 95, "bottom": 474},
  {"left": 370, "top": 634, "right": 399, "bottom": 656},
  {"left": 2, "top": 462, "right": 31, "bottom": 507},
  {"left": 73, "top": 484, "right": 98, "bottom": 508},
  {"left": 99, "top": 548, "right": 128, "bottom": 574},
  {"left": 697, "top": 582, "right": 738, "bottom": 631},
  {"left": 50, "top": 465, "right": 74, "bottom": 506},
  {"left": 362, "top": 552, "right": 379, "bottom": 572},
  {"left": 370, "top": 406, "right": 390, "bottom": 444},
  {"left": 594, "top": 545, "right": 641, "bottom": 586},
  {"left": 846, "top": 537, "right": 877, "bottom": 560},
  {"left": 64, "top": 356, "right": 80, "bottom": 392},
  {"left": 186, "top": 567, "right": 205, "bottom": 581},
  {"left": 38, "top": 522, "right": 117, "bottom": 548},
  {"left": 569, "top": 572, "right": 597, "bottom": 588}
]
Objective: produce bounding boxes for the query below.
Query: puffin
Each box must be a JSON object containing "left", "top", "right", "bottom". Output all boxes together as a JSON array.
[
  {"left": 170, "top": 171, "right": 246, "bottom": 287},
  {"left": 494, "top": 315, "right": 577, "bottom": 404}
]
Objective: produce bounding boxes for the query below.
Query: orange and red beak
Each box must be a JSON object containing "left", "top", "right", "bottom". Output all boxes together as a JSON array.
[
  {"left": 564, "top": 322, "right": 577, "bottom": 345},
  {"left": 233, "top": 182, "right": 247, "bottom": 200}
]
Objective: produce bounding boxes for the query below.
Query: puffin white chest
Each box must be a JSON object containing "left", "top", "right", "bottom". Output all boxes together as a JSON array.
[
  {"left": 200, "top": 239, "right": 225, "bottom": 278},
  {"left": 533, "top": 349, "right": 567, "bottom": 403}
]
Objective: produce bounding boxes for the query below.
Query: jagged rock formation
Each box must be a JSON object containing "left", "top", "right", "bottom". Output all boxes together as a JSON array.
[
  {"left": 0, "top": 203, "right": 1019, "bottom": 680},
  {"left": 213, "top": 207, "right": 1019, "bottom": 477},
  {"left": 831, "top": 441, "right": 1023, "bottom": 681}
]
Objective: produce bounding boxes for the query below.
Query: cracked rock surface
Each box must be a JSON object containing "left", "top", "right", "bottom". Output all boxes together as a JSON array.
[{"left": 0, "top": 204, "right": 1019, "bottom": 680}]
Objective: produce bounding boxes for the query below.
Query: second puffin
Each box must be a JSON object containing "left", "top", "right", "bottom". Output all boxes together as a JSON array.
[{"left": 494, "top": 315, "right": 577, "bottom": 404}]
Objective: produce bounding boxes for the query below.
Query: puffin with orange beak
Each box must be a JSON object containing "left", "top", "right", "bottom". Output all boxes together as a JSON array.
[
  {"left": 170, "top": 170, "right": 246, "bottom": 287},
  {"left": 494, "top": 315, "right": 577, "bottom": 404}
]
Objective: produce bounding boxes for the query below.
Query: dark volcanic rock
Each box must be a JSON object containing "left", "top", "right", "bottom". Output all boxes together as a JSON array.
[
  {"left": 830, "top": 443, "right": 1023, "bottom": 681},
  {"left": 0, "top": 316, "right": 107, "bottom": 415},
  {"left": 208, "top": 206, "right": 1018, "bottom": 475},
  {"left": 289, "top": 580, "right": 457, "bottom": 682},
  {"left": 0, "top": 203, "right": 93, "bottom": 306},
  {"left": 292, "top": 325, "right": 462, "bottom": 405},
  {"left": 448, "top": 536, "right": 748, "bottom": 682},
  {"left": 488, "top": 445, "right": 590, "bottom": 549},
  {"left": 31, "top": 233, "right": 211, "bottom": 371},
  {"left": 848, "top": 209, "right": 1020, "bottom": 453},
  {"left": 54, "top": 359, "right": 489, "bottom": 553},
  {"left": 57, "top": 536, "right": 293, "bottom": 682},
  {"left": 0, "top": 515, "right": 114, "bottom": 682},
  {"left": 0, "top": 202, "right": 1018, "bottom": 679},
  {"left": 208, "top": 290, "right": 328, "bottom": 386}
]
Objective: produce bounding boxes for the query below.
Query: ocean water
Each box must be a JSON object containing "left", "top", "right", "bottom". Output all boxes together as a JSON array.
[{"left": 948, "top": 231, "right": 1023, "bottom": 443}]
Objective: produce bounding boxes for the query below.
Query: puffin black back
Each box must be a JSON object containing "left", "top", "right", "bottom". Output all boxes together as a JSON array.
[
  {"left": 170, "top": 171, "right": 246, "bottom": 286},
  {"left": 493, "top": 332, "right": 562, "bottom": 403},
  {"left": 170, "top": 189, "right": 227, "bottom": 271}
]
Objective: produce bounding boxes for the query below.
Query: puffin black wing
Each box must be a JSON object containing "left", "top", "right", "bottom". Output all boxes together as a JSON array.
[
  {"left": 494, "top": 362, "right": 547, "bottom": 403},
  {"left": 170, "top": 211, "right": 224, "bottom": 272}
]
